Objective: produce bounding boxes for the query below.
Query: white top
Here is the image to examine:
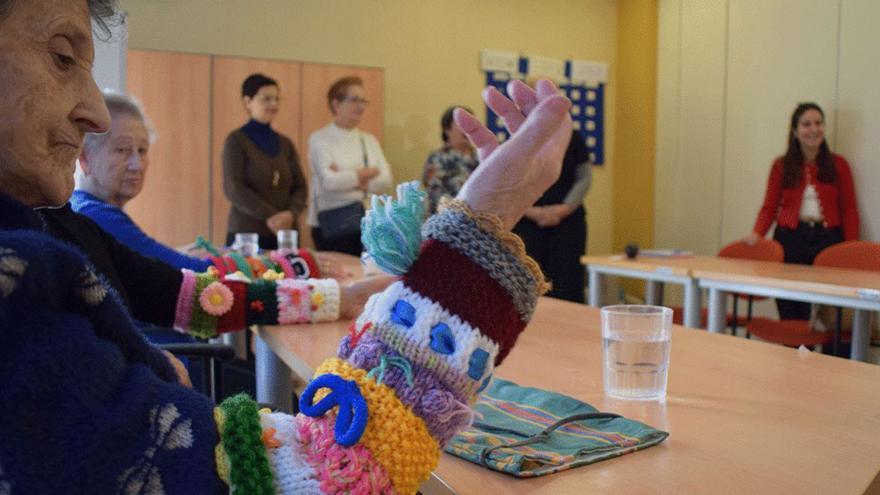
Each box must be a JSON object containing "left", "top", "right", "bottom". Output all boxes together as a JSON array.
[
  {"left": 799, "top": 183, "right": 823, "bottom": 221},
  {"left": 307, "top": 123, "right": 393, "bottom": 226}
]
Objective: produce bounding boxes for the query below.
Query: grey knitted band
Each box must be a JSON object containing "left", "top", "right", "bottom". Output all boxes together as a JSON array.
[{"left": 422, "top": 210, "right": 538, "bottom": 320}]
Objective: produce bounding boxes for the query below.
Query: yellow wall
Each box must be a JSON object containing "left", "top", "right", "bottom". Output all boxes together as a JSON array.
[
  {"left": 613, "top": 0, "right": 657, "bottom": 253},
  {"left": 120, "top": 0, "right": 619, "bottom": 255}
]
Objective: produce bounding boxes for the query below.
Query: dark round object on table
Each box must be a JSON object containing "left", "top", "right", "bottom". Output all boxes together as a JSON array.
[{"left": 624, "top": 243, "right": 639, "bottom": 259}]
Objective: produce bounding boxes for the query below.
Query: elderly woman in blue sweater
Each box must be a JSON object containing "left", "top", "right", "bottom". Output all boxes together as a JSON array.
[{"left": 0, "top": 0, "right": 574, "bottom": 492}]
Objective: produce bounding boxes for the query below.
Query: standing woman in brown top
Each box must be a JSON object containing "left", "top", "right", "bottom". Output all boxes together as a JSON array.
[{"left": 223, "top": 73, "right": 307, "bottom": 249}]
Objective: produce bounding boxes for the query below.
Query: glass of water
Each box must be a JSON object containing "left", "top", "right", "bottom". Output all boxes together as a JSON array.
[
  {"left": 601, "top": 305, "right": 673, "bottom": 401},
  {"left": 232, "top": 232, "right": 260, "bottom": 257},
  {"left": 276, "top": 229, "right": 298, "bottom": 251}
]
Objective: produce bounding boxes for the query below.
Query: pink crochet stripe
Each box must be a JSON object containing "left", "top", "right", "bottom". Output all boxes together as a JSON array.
[
  {"left": 270, "top": 252, "right": 296, "bottom": 279},
  {"left": 297, "top": 414, "right": 394, "bottom": 495},
  {"left": 276, "top": 279, "right": 312, "bottom": 324},
  {"left": 173, "top": 269, "right": 197, "bottom": 333}
]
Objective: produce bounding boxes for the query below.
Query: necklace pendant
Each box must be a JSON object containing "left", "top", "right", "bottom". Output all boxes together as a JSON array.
[{"left": 272, "top": 171, "right": 280, "bottom": 187}]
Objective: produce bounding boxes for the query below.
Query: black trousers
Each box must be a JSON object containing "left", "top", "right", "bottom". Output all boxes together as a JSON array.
[
  {"left": 312, "top": 227, "right": 362, "bottom": 256},
  {"left": 773, "top": 222, "right": 843, "bottom": 320},
  {"left": 513, "top": 208, "right": 587, "bottom": 303}
]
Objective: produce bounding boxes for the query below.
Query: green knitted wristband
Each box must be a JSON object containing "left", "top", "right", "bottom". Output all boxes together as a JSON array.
[
  {"left": 228, "top": 251, "right": 255, "bottom": 280},
  {"left": 246, "top": 280, "right": 279, "bottom": 326},
  {"left": 188, "top": 273, "right": 219, "bottom": 340},
  {"left": 218, "top": 394, "right": 275, "bottom": 495}
]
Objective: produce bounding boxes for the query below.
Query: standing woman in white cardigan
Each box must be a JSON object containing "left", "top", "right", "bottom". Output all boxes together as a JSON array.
[{"left": 308, "top": 76, "right": 393, "bottom": 254}]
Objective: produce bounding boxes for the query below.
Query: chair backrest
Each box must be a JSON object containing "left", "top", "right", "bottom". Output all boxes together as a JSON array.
[
  {"left": 815, "top": 241, "right": 880, "bottom": 271},
  {"left": 718, "top": 239, "right": 784, "bottom": 262}
]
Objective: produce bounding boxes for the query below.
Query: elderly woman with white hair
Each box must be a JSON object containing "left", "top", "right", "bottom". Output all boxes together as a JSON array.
[
  {"left": 72, "top": 92, "right": 216, "bottom": 271},
  {"left": 0, "top": 0, "right": 574, "bottom": 492}
]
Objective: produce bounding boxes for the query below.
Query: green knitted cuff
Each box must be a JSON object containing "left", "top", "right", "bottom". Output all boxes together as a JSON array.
[
  {"left": 247, "top": 280, "right": 279, "bottom": 325},
  {"left": 228, "top": 251, "right": 255, "bottom": 280},
  {"left": 259, "top": 254, "right": 281, "bottom": 274},
  {"left": 188, "top": 273, "right": 219, "bottom": 339},
  {"left": 218, "top": 394, "right": 275, "bottom": 495}
]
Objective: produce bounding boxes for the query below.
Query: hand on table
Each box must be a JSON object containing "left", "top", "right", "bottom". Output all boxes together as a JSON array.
[
  {"left": 266, "top": 210, "right": 295, "bottom": 234},
  {"left": 742, "top": 232, "right": 761, "bottom": 246},
  {"left": 339, "top": 275, "right": 397, "bottom": 320}
]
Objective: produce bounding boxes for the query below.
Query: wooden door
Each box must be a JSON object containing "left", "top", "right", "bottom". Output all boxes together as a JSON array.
[
  {"left": 210, "top": 57, "right": 303, "bottom": 246},
  {"left": 126, "top": 50, "right": 211, "bottom": 248}
]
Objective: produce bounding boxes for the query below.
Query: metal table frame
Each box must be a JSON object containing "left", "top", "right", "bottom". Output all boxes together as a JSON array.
[
  {"left": 701, "top": 278, "right": 879, "bottom": 362},
  {"left": 587, "top": 264, "right": 703, "bottom": 329}
]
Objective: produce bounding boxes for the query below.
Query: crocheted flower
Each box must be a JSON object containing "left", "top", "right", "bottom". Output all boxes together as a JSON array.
[
  {"left": 250, "top": 300, "right": 265, "bottom": 313},
  {"left": 311, "top": 291, "right": 325, "bottom": 308},
  {"left": 199, "top": 281, "right": 234, "bottom": 316},
  {"left": 261, "top": 269, "right": 284, "bottom": 281}
]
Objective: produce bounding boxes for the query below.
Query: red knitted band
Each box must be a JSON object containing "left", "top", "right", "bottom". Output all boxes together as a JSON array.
[
  {"left": 297, "top": 248, "right": 321, "bottom": 279},
  {"left": 209, "top": 256, "right": 228, "bottom": 278},
  {"left": 403, "top": 239, "right": 525, "bottom": 365},
  {"left": 216, "top": 280, "right": 248, "bottom": 333}
]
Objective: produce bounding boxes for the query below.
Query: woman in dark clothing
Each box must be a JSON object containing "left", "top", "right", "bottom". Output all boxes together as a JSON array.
[
  {"left": 514, "top": 130, "right": 592, "bottom": 303},
  {"left": 223, "top": 73, "right": 308, "bottom": 250}
]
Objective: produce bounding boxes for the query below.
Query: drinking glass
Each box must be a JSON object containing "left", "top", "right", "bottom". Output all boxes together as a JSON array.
[{"left": 601, "top": 305, "right": 673, "bottom": 401}]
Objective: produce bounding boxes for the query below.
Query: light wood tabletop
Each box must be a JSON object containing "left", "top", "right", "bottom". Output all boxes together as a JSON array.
[
  {"left": 581, "top": 254, "right": 880, "bottom": 299},
  {"left": 259, "top": 297, "right": 880, "bottom": 494}
]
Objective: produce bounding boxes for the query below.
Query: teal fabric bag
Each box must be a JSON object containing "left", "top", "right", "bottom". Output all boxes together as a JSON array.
[{"left": 445, "top": 379, "right": 669, "bottom": 478}]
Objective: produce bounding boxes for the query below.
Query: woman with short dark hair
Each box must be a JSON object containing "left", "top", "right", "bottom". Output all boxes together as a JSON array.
[{"left": 222, "top": 73, "right": 308, "bottom": 249}]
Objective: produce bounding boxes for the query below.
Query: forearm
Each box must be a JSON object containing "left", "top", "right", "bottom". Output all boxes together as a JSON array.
[
  {"left": 562, "top": 161, "right": 591, "bottom": 208},
  {"left": 214, "top": 199, "right": 545, "bottom": 494}
]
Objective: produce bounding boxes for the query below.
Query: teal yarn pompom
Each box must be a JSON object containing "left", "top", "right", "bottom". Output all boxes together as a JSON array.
[{"left": 361, "top": 181, "right": 426, "bottom": 275}]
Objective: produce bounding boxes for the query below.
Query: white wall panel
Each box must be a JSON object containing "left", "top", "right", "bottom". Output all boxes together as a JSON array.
[
  {"left": 837, "top": 0, "right": 880, "bottom": 241},
  {"left": 721, "top": 0, "right": 839, "bottom": 244},
  {"left": 655, "top": 0, "right": 727, "bottom": 255}
]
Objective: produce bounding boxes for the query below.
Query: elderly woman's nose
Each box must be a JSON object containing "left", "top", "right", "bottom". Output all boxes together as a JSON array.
[{"left": 72, "top": 76, "right": 111, "bottom": 134}]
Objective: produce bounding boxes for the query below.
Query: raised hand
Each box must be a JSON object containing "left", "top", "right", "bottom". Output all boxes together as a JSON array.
[{"left": 455, "top": 79, "right": 572, "bottom": 230}]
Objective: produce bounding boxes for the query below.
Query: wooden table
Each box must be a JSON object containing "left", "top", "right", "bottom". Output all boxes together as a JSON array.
[
  {"left": 582, "top": 254, "right": 880, "bottom": 362},
  {"left": 257, "top": 297, "right": 880, "bottom": 494},
  {"left": 695, "top": 261, "right": 880, "bottom": 361}
]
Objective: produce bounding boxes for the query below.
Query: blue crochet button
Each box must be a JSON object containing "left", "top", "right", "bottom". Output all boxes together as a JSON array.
[
  {"left": 467, "top": 348, "right": 490, "bottom": 380},
  {"left": 429, "top": 323, "right": 455, "bottom": 355},
  {"left": 477, "top": 374, "right": 492, "bottom": 393},
  {"left": 299, "top": 374, "right": 368, "bottom": 447},
  {"left": 390, "top": 299, "right": 416, "bottom": 328}
]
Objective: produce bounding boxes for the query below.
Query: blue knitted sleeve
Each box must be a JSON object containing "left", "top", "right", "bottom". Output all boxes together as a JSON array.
[{"left": 72, "top": 191, "right": 211, "bottom": 272}]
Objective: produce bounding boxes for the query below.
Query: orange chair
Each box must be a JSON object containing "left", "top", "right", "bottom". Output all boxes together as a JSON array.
[
  {"left": 672, "top": 239, "right": 784, "bottom": 333},
  {"left": 747, "top": 241, "right": 880, "bottom": 355}
]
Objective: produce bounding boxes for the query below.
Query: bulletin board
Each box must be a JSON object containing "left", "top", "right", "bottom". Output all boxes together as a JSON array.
[{"left": 482, "top": 53, "right": 607, "bottom": 165}]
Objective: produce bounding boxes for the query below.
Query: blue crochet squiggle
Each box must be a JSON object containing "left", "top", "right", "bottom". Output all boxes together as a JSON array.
[{"left": 360, "top": 181, "right": 426, "bottom": 275}]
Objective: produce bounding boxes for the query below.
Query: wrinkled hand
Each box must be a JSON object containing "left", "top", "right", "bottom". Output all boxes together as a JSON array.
[
  {"left": 340, "top": 275, "right": 397, "bottom": 320},
  {"left": 162, "top": 350, "right": 192, "bottom": 388},
  {"left": 315, "top": 251, "right": 356, "bottom": 280},
  {"left": 266, "top": 210, "right": 295, "bottom": 233},
  {"left": 742, "top": 232, "right": 761, "bottom": 246},
  {"left": 456, "top": 79, "right": 572, "bottom": 230}
]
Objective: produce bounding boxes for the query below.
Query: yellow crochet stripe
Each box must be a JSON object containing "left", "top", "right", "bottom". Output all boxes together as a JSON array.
[
  {"left": 212, "top": 407, "right": 231, "bottom": 485},
  {"left": 314, "top": 358, "right": 440, "bottom": 495},
  {"left": 438, "top": 197, "right": 550, "bottom": 295}
]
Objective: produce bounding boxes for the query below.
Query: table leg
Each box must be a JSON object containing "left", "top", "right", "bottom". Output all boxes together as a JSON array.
[
  {"left": 222, "top": 331, "right": 248, "bottom": 360},
  {"left": 850, "top": 309, "right": 871, "bottom": 362},
  {"left": 683, "top": 279, "right": 702, "bottom": 329},
  {"left": 589, "top": 270, "right": 605, "bottom": 307},
  {"left": 707, "top": 288, "right": 726, "bottom": 334},
  {"left": 645, "top": 281, "right": 662, "bottom": 306},
  {"left": 255, "top": 331, "right": 293, "bottom": 413}
]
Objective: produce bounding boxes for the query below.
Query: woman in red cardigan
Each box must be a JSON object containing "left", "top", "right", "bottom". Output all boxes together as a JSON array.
[{"left": 743, "top": 102, "right": 860, "bottom": 320}]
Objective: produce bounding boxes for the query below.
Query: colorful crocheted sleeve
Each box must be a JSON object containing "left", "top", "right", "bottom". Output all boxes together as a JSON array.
[
  {"left": 173, "top": 248, "right": 335, "bottom": 339},
  {"left": 213, "top": 196, "right": 546, "bottom": 495}
]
